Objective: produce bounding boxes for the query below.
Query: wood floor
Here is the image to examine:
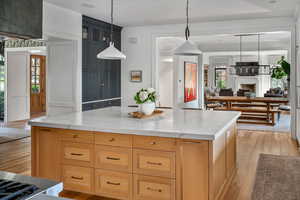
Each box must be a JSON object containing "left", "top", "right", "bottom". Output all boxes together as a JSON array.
[{"left": 0, "top": 130, "right": 298, "bottom": 200}]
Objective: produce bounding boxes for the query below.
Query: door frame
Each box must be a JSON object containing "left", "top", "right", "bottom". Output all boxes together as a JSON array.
[{"left": 150, "top": 21, "right": 296, "bottom": 139}]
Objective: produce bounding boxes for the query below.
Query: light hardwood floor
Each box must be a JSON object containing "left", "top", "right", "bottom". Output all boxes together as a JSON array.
[{"left": 0, "top": 130, "right": 298, "bottom": 200}]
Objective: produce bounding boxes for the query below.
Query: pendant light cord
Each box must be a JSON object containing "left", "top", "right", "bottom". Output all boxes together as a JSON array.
[
  {"left": 185, "top": 0, "right": 190, "bottom": 41},
  {"left": 258, "top": 34, "right": 260, "bottom": 63},
  {"left": 240, "top": 36, "right": 242, "bottom": 62},
  {"left": 110, "top": 0, "right": 114, "bottom": 43}
]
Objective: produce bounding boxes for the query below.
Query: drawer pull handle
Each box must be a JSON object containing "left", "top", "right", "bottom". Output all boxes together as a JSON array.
[
  {"left": 71, "top": 176, "right": 83, "bottom": 180},
  {"left": 109, "top": 138, "right": 115, "bottom": 142},
  {"left": 73, "top": 135, "right": 79, "bottom": 138},
  {"left": 106, "top": 181, "right": 121, "bottom": 186},
  {"left": 147, "top": 187, "right": 162, "bottom": 193},
  {"left": 150, "top": 141, "right": 156, "bottom": 145},
  {"left": 70, "top": 153, "right": 83, "bottom": 156},
  {"left": 106, "top": 157, "right": 120, "bottom": 161},
  {"left": 147, "top": 161, "right": 162, "bottom": 166}
]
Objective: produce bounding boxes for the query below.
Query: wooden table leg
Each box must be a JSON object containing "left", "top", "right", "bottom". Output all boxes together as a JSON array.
[
  {"left": 266, "top": 103, "right": 270, "bottom": 123},
  {"left": 271, "top": 112, "right": 275, "bottom": 126},
  {"left": 226, "top": 101, "right": 230, "bottom": 110}
]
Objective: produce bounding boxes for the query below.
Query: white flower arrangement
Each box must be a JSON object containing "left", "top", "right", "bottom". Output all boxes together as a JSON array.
[{"left": 134, "top": 88, "right": 156, "bottom": 104}]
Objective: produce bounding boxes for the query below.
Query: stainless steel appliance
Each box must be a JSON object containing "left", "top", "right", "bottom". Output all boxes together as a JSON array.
[{"left": 0, "top": 171, "right": 63, "bottom": 200}]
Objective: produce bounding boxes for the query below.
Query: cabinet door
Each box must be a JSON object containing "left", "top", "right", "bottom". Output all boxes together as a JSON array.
[
  {"left": 102, "top": 63, "right": 112, "bottom": 99},
  {"left": 82, "top": 17, "right": 122, "bottom": 106},
  {"left": 111, "top": 60, "right": 121, "bottom": 98},
  {"left": 82, "top": 39, "right": 88, "bottom": 67},
  {"left": 212, "top": 133, "right": 227, "bottom": 199},
  {"left": 31, "top": 127, "right": 61, "bottom": 181},
  {"left": 176, "top": 140, "right": 209, "bottom": 200},
  {"left": 85, "top": 41, "right": 102, "bottom": 101},
  {"left": 226, "top": 124, "right": 237, "bottom": 177}
]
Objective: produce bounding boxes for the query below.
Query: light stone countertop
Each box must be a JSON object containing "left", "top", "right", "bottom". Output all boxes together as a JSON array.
[{"left": 29, "top": 107, "right": 241, "bottom": 140}]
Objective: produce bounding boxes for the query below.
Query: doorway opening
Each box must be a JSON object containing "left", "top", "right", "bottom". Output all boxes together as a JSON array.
[
  {"left": 3, "top": 39, "right": 47, "bottom": 124},
  {"left": 156, "top": 31, "right": 292, "bottom": 133}
]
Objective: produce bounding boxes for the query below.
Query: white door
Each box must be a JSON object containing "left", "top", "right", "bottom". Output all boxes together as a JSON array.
[{"left": 6, "top": 51, "right": 30, "bottom": 122}]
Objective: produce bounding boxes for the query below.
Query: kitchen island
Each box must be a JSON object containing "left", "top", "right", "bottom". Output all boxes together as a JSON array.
[{"left": 29, "top": 107, "right": 240, "bottom": 200}]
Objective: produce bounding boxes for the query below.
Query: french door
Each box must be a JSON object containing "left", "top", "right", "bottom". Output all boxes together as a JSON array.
[{"left": 30, "top": 55, "right": 46, "bottom": 115}]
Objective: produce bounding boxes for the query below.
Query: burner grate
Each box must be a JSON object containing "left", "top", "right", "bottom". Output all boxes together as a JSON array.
[{"left": 0, "top": 179, "right": 39, "bottom": 200}]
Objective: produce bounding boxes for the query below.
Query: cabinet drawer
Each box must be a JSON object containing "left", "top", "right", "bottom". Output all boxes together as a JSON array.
[
  {"left": 133, "top": 149, "right": 175, "bottom": 178},
  {"left": 133, "top": 175, "right": 175, "bottom": 200},
  {"left": 95, "top": 169, "right": 132, "bottom": 200},
  {"left": 95, "top": 132, "right": 132, "bottom": 148},
  {"left": 60, "top": 130, "right": 94, "bottom": 144},
  {"left": 62, "top": 142, "right": 94, "bottom": 167},
  {"left": 95, "top": 145, "right": 132, "bottom": 172},
  {"left": 133, "top": 136, "right": 176, "bottom": 152},
  {"left": 62, "top": 165, "right": 94, "bottom": 193}
]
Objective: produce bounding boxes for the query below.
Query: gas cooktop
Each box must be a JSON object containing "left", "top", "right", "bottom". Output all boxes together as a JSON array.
[
  {"left": 0, "top": 171, "right": 63, "bottom": 200},
  {"left": 0, "top": 179, "right": 39, "bottom": 200}
]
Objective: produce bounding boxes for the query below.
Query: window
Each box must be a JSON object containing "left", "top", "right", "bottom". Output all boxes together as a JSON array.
[
  {"left": 271, "top": 76, "right": 287, "bottom": 89},
  {"left": 215, "top": 67, "right": 227, "bottom": 89},
  {"left": 31, "top": 57, "right": 41, "bottom": 93}
]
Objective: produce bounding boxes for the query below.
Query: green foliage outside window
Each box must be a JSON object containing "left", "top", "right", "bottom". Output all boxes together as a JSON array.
[
  {"left": 217, "top": 80, "right": 226, "bottom": 89},
  {"left": 271, "top": 56, "right": 290, "bottom": 80}
]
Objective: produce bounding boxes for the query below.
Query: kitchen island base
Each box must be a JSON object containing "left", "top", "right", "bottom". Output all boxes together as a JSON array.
[{"left": 31, "top": 123, "right": 237, "bottom": 200}]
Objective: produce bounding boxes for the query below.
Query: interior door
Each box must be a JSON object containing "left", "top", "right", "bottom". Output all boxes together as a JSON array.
[
  {"left": 6, "top": 51, "right": 30, "bottom": 122},
  {"left": 30, "top": 55, "right": 46, "bottom": 115}
]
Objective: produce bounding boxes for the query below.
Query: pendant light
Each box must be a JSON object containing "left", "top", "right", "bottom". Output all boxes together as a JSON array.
[
  {"left": 97, "top": 0, "right": 126, "bottom": 60},
  {"left": 174, "top": 0, "right": 201, "bottom": 56}
]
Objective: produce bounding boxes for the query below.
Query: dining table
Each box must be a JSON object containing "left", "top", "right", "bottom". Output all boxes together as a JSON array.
[{"left": 206, "top": 96, "right": 289, "bottom": 125}]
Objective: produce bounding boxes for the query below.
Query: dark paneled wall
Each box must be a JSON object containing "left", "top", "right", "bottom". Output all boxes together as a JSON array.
[
  {"left": 82, "top": 16, "right": 122, "bottom": 111},
  {"left": 0, "top": 0, "right": 43, "bottom": 39}
]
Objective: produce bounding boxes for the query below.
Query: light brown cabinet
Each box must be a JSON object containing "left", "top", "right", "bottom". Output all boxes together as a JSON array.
[
  {"left": 62, "top": 142, "right": 94, "bottom": 167},
  {"left": 133, "top": 149, "right": 176, "bottom": 179},
  {"left": 95, "top": 169, "right": 133, "bottom": 200},
  {"left": 133, "top": 174, "right": 176, "bottom": 200},
  {"left": 62, "top": 165, "right": 94, "bottom": 193},
  {"left": 95, "top": 145, "right": 133, "bottom": 173},
  {"left": 31, "top": 123, "right": 237, "bottom": 200}
]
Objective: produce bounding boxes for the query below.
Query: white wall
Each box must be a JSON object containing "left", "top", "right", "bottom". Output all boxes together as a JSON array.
[
  {"left": 296, "top": 13, "right": 300, "bottom": 145},
  {"left": 158, "top": 58, "right": 173, "bottom": 107},
  {"left": 173, "top": 56, "right": 201, "bottom": 109},
  {"left": 122, "top": 17, "right": 297, "bottom": 139},
  {"left": 47, "top": 41, "right": 78, "bottom": 115},
  {"left": 121, "top": 17, "right": 294, "bottom": 107},
  {"left": 43, "top": 3, "right": 82, "bottom": 42},
  {"left": 43, "top": 2, "right": 82, "bottom": 115}
]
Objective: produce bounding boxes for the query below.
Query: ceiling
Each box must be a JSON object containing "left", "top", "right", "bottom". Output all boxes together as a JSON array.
[
  {"left": 158, "top": 32, "right": 291, "bottom": 54},
  {"left": 45, "top": 0, "right": 300, "bottom": 26}
]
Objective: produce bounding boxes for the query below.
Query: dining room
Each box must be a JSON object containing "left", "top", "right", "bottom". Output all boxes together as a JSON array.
[{"left": 155, "top": 31, "right": 292, "bottom": 133}]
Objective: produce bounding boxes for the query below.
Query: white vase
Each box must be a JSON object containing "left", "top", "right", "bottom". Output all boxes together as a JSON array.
[{"left": 140, "top": 102, "right": 155, "bottom": 115}]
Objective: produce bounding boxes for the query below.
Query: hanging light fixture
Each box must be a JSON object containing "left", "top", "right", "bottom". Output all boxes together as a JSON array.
[
  {"left": 174, "top": 0, "right": 201, "bottom": 56},
  {"left": 97, "top": 0, "right": 126, "bottom": 60},
  {"left": 230, "top": 34, "right": 271, "bottom": 76}
]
